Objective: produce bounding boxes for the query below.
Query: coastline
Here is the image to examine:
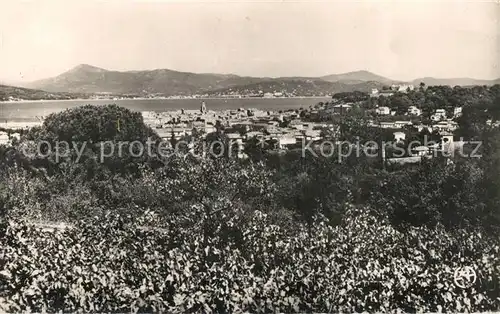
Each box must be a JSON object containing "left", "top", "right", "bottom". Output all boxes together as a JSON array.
[
  {"left": 0, "top": 96, "right": 330, "bottom": 104},
  {"left": 0, "top": 97, "right": 327, "bottom": 126}
]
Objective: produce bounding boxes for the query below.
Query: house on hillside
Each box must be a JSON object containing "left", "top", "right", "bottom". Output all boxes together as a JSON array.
[
  {"left": 155, "top": 128, "right": 173, "bottom": 140},
  {"left": 453, "top": 107, "right": 463, "bottom": 118},
  {"left": 431, "top": 109, "right": 447, "bottom": 122},
  {"left": 439, "top": 131, "right": 454, "bottom": 154},
  {"left": 386, "top": 156, "right": 423, "bottom": 165},
  {"left": 486, "top": 119, "right": 500, "bottom": 128},
  {"left": 412, "top": 146, "right": 430, "bottom": 157},
  {"left": 278, "top": 136, "right": 297, "bottom": 149},
  {"left": 226, "top": 131, "right": 244, "bottom": 146},
  {"left": 245, "top": 131, "right": 265, "bottom": 140},
  {"left": 395, "top": 84, "right": 414, "bottom": 93},
  {"left": 371, "top": 90, "right": 394, "bottom": 98},
  {"left": 376, "top": 106, "right": 391, "bottom": 115},
  {"left": 0, "top": 132, "right": 8, "bottom": 145},
  {"left": 265, "top": 126, "right": 282, "bottom": 139},
  {"left": 407, "top": 106, "right": 422, "bottom": 116},
  {"left": 203, "top": 125, "right": 216, "bottom": 134},
  {"left": 157, "top": 127, "right": 192, "bottom": 140},
  {"left": 379, "top": 122, "right": 397, "bottom": 129},
  {"left": 289, "top": 120, "right": 304, "bottom": 130},
  {"left": 393, "top": 131, "right": 406, "bottom": 142},
  {"left": 394, "top": 121, "right": 412, "bottom": 128},
  {"left": 434, "top": 120, "right": 458, "bottom": 132},
  {"left": 331, "top": 104, "right": 352, "bottom": 114},
  {"left": 304, "top": 130, "right": 321, "bottom": 141},
  {"left": 416, "top": 125, "right": 433, "bottom": 133}
]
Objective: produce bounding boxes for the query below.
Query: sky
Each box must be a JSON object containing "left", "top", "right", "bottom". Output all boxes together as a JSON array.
[{"left": 0, "top": 0, "right": 498, "bottom": 83}]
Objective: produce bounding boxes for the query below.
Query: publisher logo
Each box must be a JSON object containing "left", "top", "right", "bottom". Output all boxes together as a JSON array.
[{"left": 453, "top": 266, "right": 476, "bottom": 288}]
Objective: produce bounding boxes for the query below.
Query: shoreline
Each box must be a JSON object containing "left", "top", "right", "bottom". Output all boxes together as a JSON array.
[
  {"left": 0, "top": 96, "right": 330, "bottom": 104},
  {"left": 0, "top": 97, "right": 327, "bottom": 125}
]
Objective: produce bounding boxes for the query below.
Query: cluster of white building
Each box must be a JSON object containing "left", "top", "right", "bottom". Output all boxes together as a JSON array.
[
  {"left": 375, "top": 119, "right": 459, "bottom": 133},
  {"left": 370, "top": 84, "right": 415, "bottom": 98},
  {"left": 375, "top": 105, "right": 422, "bottom": 117},
  {"left": 372, "top": 105, "right": 462, "bottom": 133},
  {"left": 0, "top": 131, "right": 20, "bottom": 145},
  {"left": 0, "top": 121, "right": 41, "bottom": 145},
  {"left": 375, "top": 105, "right": 462, "bottom": 120},
  {"left": 142, "top": 103, "right": 327, "bottom": 152}
]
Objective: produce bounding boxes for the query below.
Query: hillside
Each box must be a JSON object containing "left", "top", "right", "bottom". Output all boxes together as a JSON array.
[
  {"left": 24, "top": 64, "right": 500, "bottom": 97},
  {"left": 26, "top": 64, "right": 270, "bottom": 96},
  {"left": 26, "top": 64, "right": 393, "bottom": 96},
  {"left": 320, "top": 70, "right": 397, "bottom": 85},
  {"left": 411, "top": 77, "right": 500, "bottom": 87},
  {"left": 0, "top": 84, "right": 88, "bottom": 101},
  {"left": 206, "top": 79, "right": 385, "bottom": 97}
]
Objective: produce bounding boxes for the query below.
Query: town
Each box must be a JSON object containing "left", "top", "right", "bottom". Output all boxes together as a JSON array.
[
  {"left": 2, "top": 83, "right": 498, "bottom": 164},
  {"left": 132, "top": 83, "right": 498, "bottom": 162}
]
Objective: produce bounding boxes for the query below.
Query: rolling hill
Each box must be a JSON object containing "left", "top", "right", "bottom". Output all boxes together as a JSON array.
[
  {"left": 320, "top": 70, "right": 397, "bottom": 85},
  {"left": 206, "top": 79, "right": 386, "bottom": 96},
  {"left": 410, "top": 77, "right": 500, "bottom": 87},
  {"left": 26, "top": 64, "right": 271, "bottom": 96},
  {"left": 0, "top": 84, "right": 88, "bottom": 101},
  {"left": 23, "top": 64, "right": 500, "bottom": 97},
  {"left": 25, "top": 65, "right": 395, "bottom": 96}
]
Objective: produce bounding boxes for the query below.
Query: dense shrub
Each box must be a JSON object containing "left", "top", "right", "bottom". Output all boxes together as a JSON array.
[
  {"left": 369, "top": 156, "right": 499, "bottom": 233},
  {"left": 0, "top": 207, "right": 499, "bottom": 312},
  {"left": 39, "top": 104, "right": 154, "bottom": 144},
  {"left": 1, "top": 103, "right": 500, "bottom": 311},
  {"left": 0, "top": 155, "right": 278, "bottom": 225},
  {"left": 22, "top": 104, "right": 162, "bottom": 177},
  {"left": 3, "top": 104, "right": 499, "bottom": 233},
  {"left": 0, "top": 167, "right": 104, "bottom": 223}
]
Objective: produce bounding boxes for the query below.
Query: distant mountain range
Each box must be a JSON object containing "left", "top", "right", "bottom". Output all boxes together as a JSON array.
[
  {"left": 410, "top": 77, "right": 500, "bottom": 87},
  {"left": 17, "top": 64, "right": 500, "bottom": 97}
]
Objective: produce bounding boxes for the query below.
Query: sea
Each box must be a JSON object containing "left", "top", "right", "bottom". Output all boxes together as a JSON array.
[{"left": 0, "top": 97, "right": 329, "bottom": 123}]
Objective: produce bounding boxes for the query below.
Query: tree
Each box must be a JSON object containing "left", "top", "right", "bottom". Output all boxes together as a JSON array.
[
  {"left": 419, "top": 82, "right": 426, "bottom": 92},
  {"left": 170, "top": 130, "right": 178, "bottom": 148},
  {"left": 155, "top": 157, "right": 277, "bottom": 240},
  {"left": 477, "top": 128, "right": 500, "bottom": 231},
  {"left": 455, "top": 102, "right": 491, "bottom": 140},
  {"left": 389, "top": 94, "right": 412, "bottom": 114},
  {"left": 244, "top": 137, "right": 270, "bottom": 162},
  {"left": 370, "top": 157, "right": 489, "bottom": 231},
  {"left": 22, "top": 104, "right": 162, "bottom": 177},
  {"left": 332, "top": 91, "right": 369, "bottom": 103}
]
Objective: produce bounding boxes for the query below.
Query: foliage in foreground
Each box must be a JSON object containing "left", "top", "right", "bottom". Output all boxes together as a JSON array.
[
  {"left": 1, "top": 103, "right": 500, "bottom": 312},
  {"left": 3, "top": 104, "right": 500, "bottom": 233},
  {"left": 1, "top": 208, "right": 499, "bottom": 313}
]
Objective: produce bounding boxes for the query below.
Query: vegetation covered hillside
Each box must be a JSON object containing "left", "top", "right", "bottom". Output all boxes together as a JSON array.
[
  {"left": 206, "top": 79, "right": 385, "bottom": 97},
  {"left": 0, "top": 97, "right": 500, "bottom": 311},
  {"left": 25, "top": 64, "right": 392, "bottom": 96},
  {"left": 0, "top": 84, "right": 88, "bottom": 101}
]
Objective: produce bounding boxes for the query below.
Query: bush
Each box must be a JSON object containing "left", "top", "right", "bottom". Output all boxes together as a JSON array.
[
  {"left": 1, "top": 102, "right": 499, "bottom": 312},
  {"left": 22, "top": 104, "right": 162, "bottom": 177},
  {"left": 1, "top": 207, "right": 499, "bottom": 312},
  {"left": 369, "top": 157, "right": 496, "bottom": 232}
]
